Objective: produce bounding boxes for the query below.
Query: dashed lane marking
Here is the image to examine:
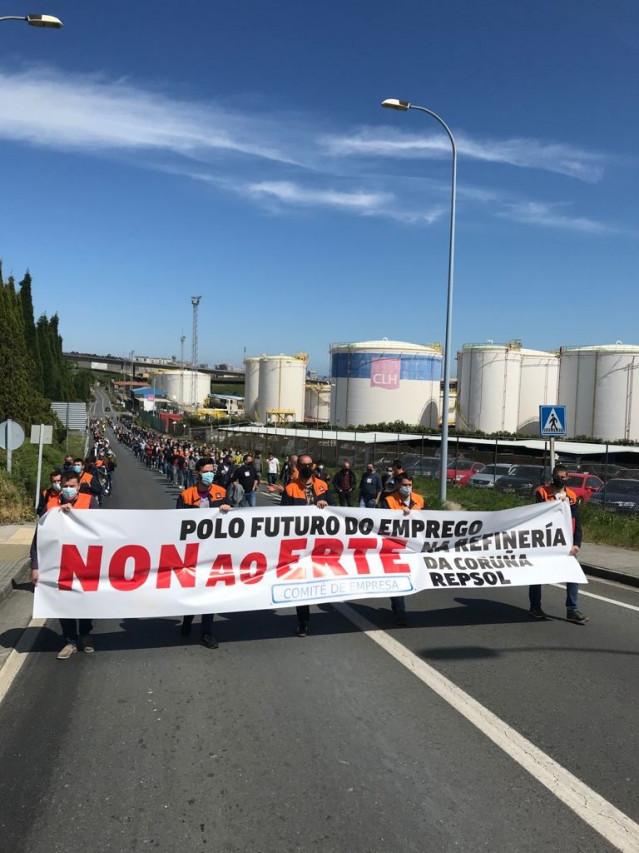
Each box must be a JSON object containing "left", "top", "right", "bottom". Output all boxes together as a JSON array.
[{"left": 335, "top": 601, "right": 639, "bottom": 853}]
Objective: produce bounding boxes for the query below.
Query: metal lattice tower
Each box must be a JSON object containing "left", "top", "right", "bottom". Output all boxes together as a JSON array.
[
  {"left": 190, "top": 296, "right": 202, "bottom": 407},
  {"left": 179, "top": 333, "right": 186, "bottom": 408}
]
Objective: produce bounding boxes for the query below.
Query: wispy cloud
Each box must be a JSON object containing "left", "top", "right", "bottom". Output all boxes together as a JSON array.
[
  {"left": 322, "top": 128, "right": 608, "bottom": 183},
  {"left": 497, "top": 202, "right": 616, "bottom": 234},
  {"left": 0, "top": 66, "right": 620, "bottom": 233},
  {"left": 0, "top": 67, "right": 299, "bottom": 165},
  {"left": 225, "top": 178, "right": 444, "bottom": 224}
]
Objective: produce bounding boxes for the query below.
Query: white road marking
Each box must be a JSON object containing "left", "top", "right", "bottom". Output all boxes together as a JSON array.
[
  {"left": 335, "top": 602, "right": 639, "bottom": 853},
  {"left": 550, "top": 584, "right": 639, "bottom": 612},
  {"left": 0, "top": 619, "right": 46, "bottom": 705}
]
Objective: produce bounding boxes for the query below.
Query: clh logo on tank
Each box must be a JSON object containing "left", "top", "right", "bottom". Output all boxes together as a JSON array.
[{"left": 370, "top": 357, "right": 401, "bottom": 390}]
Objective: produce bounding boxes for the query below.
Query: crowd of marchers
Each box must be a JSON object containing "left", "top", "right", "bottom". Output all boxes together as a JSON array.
[{"left": 29, "top": 414, "right": 589, "bottom": 660}]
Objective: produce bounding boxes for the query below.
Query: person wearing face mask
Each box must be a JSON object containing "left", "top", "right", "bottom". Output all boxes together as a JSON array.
[
  {"left": 358, "top": 463, "right": 382, "bottom": 508},
  {"left": 30, "top": 471, "right": 99, "bottom": 659},
  {"left": 177, "top": 457, "right": 232, "bottom": 648},
  {"left": 332, "top": 459, "right": 356, "bottom": 507},
  {"left": 36, "top": 469, "right": 63, "bottom": 517},
  {"left": 74, "top": 457, "right": 104, "bottom": 500},
  {"left": 280, "top": 452, "right": 332, "bottom": 637},
  {"left": 381, "top": 474, "right": 425, "bottom": 626},
  {"left": 528, "top": 464, "right": 587, "bottom": 623}
]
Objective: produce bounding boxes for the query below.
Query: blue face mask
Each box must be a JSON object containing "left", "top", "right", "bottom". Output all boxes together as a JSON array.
[
  {"left": 399, "top": 485, "right": 412, "bottom": 497},
  {"left": 72, "top": 464, "right": 82, "bottom": 474},
  {"left": 200, "top": 471, "right": 215, "bottom": 487},
  {"left": 52, "top": 481, "right": 62, "bottom": 492},
  {"left": 62, "top": 486, "right": 78, "bottom": 500}
]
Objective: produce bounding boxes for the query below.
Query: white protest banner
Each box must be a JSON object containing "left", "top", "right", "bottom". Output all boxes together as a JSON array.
[{"left": 34, "top": 502, "right": 586, "bottom": 619}]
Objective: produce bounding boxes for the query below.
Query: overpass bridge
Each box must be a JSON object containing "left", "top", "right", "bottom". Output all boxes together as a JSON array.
[{"left": 63, "top": 351, "right": 244, "bottom": 381}]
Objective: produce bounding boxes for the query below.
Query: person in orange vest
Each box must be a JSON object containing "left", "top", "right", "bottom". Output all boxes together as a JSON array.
[
  {"left": 72, "top": 457, "right": 103, "bottom": 499},
  {"left": 280, "top": 452, "right": 331, "bottom": 637},
  {"left": 36, "top": 469, "right": 62, "bottom": 517},
  {"left": 30, "top": 471, "right": 99, "bottom": 659},
  {"left": 529, "top": 464, "right": 587, "bottom": 623},
  {"left": 381, "top": 472, "right": 424, "bottom": 627},
  {"left": 177, "top": 457, "right": 232, "bottom": 649}
]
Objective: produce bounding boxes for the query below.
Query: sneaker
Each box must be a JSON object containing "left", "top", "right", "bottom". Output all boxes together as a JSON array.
[
  {"left": 57, "top": 643, "right": 77, "bottom": 660},
  {"left": 200, "top": 633, "right": 219, "bottom": 649},
  {"left": 296, "top": 622, "right": 308, "bottom": 638},
  {"left": 567, "top": 610, "right": 589, "bottom": 624},
  {"left": 394, "top": 614, "right": 408, "bottom": 627},
  {"left": 181, "top": 616, "right": 193, "bottom": 637},
  {"left": 81, "top": 635, "right": 94, "bottom": 653},
  {"left": 529, "top": 606, "right": 547, "bottom": 619}
]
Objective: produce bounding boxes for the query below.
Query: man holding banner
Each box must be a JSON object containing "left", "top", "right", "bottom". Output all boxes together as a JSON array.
[
  {"left": 280, "top": 452, "right": 331, "bottom": 637},
  {"left": 381, "top": 472, "right": 424, "bottom": 626},
  {"left": 177, "top": 457, "right": 232, "bottom": 648},
  {"left": 529, "top": 464, "right": 588, "bottom": 624},
  {"left": 30, "top": 470, "right": 99, "bottom": 659}
]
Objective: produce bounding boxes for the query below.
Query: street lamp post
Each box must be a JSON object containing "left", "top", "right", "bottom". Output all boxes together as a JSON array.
[
  {"left": 0, "top": 14, "right": 63, "bottom": 27},
  {"left": 381, "top": 98, "right": 457, "bottom": 505}
]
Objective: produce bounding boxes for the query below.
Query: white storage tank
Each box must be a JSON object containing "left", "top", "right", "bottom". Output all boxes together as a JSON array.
[
  {"left": 329, "top": 340, "right": 442, "bottom": 427},
  {"left": 518, "top": 349, "right": 559, "bottom": 434},
  {"left": 456, "top": 343, "right": 522, "bottom": 433},
  {"left": 257, "top": 354, "right": 307, "bottom": 424},
  {"left": 456, "top": 342, "right": 558, "bottom": 434},
  {"left": 305, "top": 383, "right": 331, "bottom": 423},
  {"left": 243, "top": 357, "right": 261, "bottom": 421},
  {"left": 149, "top": 369, "right": 211, "bottom": 408},
  {"left": 559, "top": 344, "right": 639, "bottom": 440}
]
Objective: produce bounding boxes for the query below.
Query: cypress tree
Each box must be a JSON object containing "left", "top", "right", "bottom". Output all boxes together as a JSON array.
[{"left": 19, "top": 271, "right": 44, "bottom": 394}]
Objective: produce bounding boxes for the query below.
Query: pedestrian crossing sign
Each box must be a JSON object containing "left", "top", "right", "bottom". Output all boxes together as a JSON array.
[{"left": 539, "top": 405, "right": 566, "bottom": 437}]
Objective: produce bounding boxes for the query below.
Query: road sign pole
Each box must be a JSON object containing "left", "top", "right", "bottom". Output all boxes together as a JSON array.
[
  {"left": 6, "top": 419, "right": 12, "bottom": 474},
  {"left": 549, "top": 437, "right": 555, "bottom": 473},
  {"left": 34, "top": 427, "right": 45, "bottom": 510}
]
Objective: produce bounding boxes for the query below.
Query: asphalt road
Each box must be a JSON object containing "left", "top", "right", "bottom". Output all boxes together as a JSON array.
[{"left": 0, "top": 395, "right": 637, "bottom": 852}]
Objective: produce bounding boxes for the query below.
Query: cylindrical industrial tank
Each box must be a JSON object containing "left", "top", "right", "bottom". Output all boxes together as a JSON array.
[
  {"left": 517, "top": 349, "right": 559, "bottom": 434},
  {"left": 257, "top": 354, "right": 307, "bottom": 423},
  {"left": 559, "top": 344, "right": 639, "bottom": 440},
  {"left": 305, "top": 384, "right": 331, "bottom": 423},
  {"left": 243, "top": 357, "right": 261, "bottom": 421},
  {"left": 150, "top": 370, "right": 210, "bottom": 408},
  {"left": 456, "top": 344, "right": 522, "bottom": 433},
  {"left": 329, "top": 340, "right": 442, "bottom": 427}
]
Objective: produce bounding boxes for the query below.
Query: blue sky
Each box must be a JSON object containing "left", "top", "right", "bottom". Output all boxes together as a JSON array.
[{"left": 1, "top": 0, "right": 637, "bottom": 375}]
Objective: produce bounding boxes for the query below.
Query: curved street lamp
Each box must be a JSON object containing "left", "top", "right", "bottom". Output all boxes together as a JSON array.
[
  {"left": 0, "top": 14, "right": 63, "bottom": 27},
  {"left": 381, "top": 98, "right": 457, "bottom": 505}
]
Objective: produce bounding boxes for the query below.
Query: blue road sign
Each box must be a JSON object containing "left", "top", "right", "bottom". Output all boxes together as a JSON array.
[{"left": 539, "top": 405, "right": 566, "bottom": 437}]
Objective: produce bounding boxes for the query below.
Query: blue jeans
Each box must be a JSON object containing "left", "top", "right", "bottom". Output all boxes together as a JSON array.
[
  {"left": 268, "top": 473, "right": 277, "bottom": 485},
  {"left": 242, "top": 490, "right": 257, "bottom": 507},
  {"left": 529, "top": 583, "right": 579, "bottom": 611},
  {"left": 359, "top": 497, "right": 376, "bottom": 508},
  {"left": 390, "top": 597, "right": 405, "bottom": 614}
]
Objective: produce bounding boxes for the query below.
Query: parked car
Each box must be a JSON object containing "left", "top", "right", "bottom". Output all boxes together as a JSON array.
[
  {"left": 563, "top": 473, "right": 604, "bottom": 504},
  {"left": 467, "top": 463, "right": 513, "bottom": 489},
  {"left": 588, "top": 479, "right": 639, "bottom": 514},
  {"left": 436, "top": 460, "right": 486, "bottom": 486},
  {"left": 494, "top": 465, "right": 551, "bottom": 498}
]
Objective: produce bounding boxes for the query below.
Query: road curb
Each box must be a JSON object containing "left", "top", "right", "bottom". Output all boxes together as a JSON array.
[
  {"left": 582, "top": 563, "right": 639, "bottom": 589},
  {"left": 0, "top": 558, "right": 31, "bottom": 607}
]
